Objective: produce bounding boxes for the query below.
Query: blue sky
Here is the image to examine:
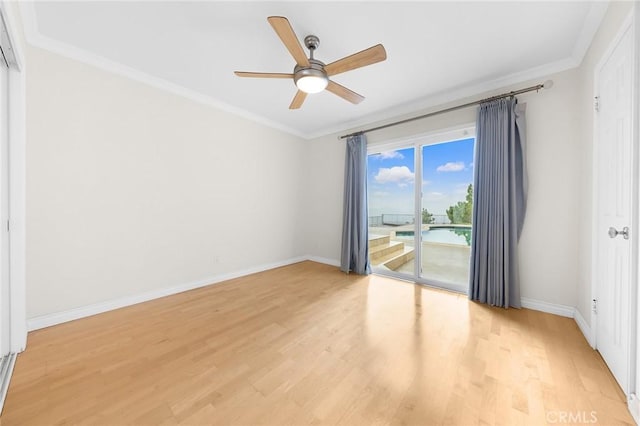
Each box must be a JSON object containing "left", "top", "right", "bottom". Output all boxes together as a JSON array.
[{"left": 367, "top": 138, "right": 475, "bottom": 218}]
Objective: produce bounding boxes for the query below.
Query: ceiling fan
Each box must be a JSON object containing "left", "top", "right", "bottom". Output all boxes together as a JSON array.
[{"left": 234, "top": 16, "right": 387, "bottom": 110}]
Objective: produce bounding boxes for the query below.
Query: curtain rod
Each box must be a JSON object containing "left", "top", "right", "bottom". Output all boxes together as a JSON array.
[{"left": 339, "top": 80, "right": 554, "bottom": 140}]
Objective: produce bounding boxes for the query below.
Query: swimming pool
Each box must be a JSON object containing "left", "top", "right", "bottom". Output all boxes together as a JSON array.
[{"left": 395, "top": 226, "right": 472, "bottom": 246}]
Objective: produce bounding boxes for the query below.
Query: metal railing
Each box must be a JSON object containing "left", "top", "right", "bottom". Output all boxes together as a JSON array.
[
  {"left": 430, "top": 215, "right": 450, "bottom": 224},
  {"left": 369, "top": 214, "right": 451, "bottom": 226},
  {"left": 369, "top": 215, "right": 383, "bottom": 226}
]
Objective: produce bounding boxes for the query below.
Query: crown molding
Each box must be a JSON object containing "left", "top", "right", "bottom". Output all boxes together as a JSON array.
[
  {"left": 572, "top": 1, "right": 610, "bottom": 66},
  {"left": 305, "top": 54, "right": 579, "bottom": 140},
  {"left": 18, "top": 2, "right": 307, "bottom": 140},
  {"left": 20, "top": 2, "right": 608, "bottom": 141}
]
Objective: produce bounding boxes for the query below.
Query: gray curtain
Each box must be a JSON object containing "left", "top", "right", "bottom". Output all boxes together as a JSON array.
[
  {"left": 469, "top": 98, "right": 527, "bottom": 308},
  {"left": 340, "top": 134, "right": 371, "bottom": 275}
]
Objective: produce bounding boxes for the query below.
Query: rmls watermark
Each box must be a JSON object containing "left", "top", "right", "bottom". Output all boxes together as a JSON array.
[{"left": 546, "top": 411, "right": 598, "bottom": 424}]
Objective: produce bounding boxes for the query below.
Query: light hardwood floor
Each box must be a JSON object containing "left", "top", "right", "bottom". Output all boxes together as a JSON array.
[{"left": 1, "top": 261, "right": 634, "bottom": 425}]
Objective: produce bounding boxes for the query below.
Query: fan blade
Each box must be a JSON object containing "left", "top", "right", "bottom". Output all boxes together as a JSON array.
[
  {"left": 326, "top": 81, "right": 365, "bottom": 104},
  {"left": 289, "top": 90, "right": 307, "bottom": 109},
  {"left": 324, "top": 44, "right": 387, "bottom": 77},
  {"left": 268, "top": 16, "right": 310, "bottom": 67},
  {"left": 234, "top": 72, "right": 293, "bottom": 79}
]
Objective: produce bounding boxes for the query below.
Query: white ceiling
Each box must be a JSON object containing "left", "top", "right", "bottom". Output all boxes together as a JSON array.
[{"left": 24, "top": 1, "right": 607, "bottom": 139}]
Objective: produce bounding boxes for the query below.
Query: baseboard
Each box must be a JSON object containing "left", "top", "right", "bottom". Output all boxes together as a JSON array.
[
  {"left": 520, "top": 299, "right": 597, "bottom": 349},
  {"left": 27, "top": 256, "right": 308, "bottom": 331},
  {"left": 628, "top": 394, "right": 639, "bottom": 425},
  {"left": 305, "top": 255, "right": 340, "bottom": 267},
  {"left": 520, "top": 297, "right": 575, "bottom": 318},
  {"left": 25, "top": 258, "right": 582, "bottom": 334},
  {"left": 573, "top": 308, "right": 595, "bottom": 348}
]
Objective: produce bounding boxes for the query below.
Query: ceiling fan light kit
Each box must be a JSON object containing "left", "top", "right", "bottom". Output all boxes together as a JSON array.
[
  {"left": 294, "top": 61, "right": 328, "bottom": 94},
  {"left": 234, "top": 16, "right": 387, "bottom": 109}
]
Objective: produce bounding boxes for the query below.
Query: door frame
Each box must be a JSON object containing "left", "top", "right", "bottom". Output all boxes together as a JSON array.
[
  {"left": 0, "top": 1, "right": 26, "bottom": 353},
  {"left": 367, "top": 123, "right": 475, "bottom": 294},
  {"left": 590, "top": 5, "right": 638, "bottom": 406}
]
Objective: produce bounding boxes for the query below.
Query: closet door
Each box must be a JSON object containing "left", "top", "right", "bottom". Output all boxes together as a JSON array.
[{"left": 0, "top": 57, "right": 9, "bottom": 357}]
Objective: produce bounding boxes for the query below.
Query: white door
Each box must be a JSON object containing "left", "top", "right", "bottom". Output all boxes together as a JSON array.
[
  {"left": 594, "top": 23, "right": 635, "bottom": 395},
  {"left": 0, "top": 56, "right": 8, "bottom": 357}
]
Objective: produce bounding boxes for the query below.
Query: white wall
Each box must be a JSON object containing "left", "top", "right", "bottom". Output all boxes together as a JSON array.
[
  {"left": 26, "top": 46, "right": 306, "bottom": 319},
  {"left": 575, "top": 1, "right": 633, "bottom": 327},
  {"left": 20, "top": 1, "right": 635, "bottom": 326},
  {"left": 303, "top": 68, "right": 582, "bottom": 308}
]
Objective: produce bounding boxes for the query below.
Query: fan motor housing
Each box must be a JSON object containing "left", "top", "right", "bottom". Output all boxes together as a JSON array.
[{"left": 293, "top": 59, "right": 328, "bottom": 86}]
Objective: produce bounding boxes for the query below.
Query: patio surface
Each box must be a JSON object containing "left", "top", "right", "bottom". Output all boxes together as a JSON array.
[
  {"left": 369, "top": 225, "right": 471, "bottom": 286},
  {"left": 396, "top": 243, "right": 470, "bottom": 286}
]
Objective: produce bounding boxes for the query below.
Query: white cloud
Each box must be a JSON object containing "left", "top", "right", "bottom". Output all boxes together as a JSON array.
[
  {"left": 374, "top": 166, "right": 415, "bottom": 186},
  {"left": 372, "top": 191, "right": 391, "bottom": 197},
  {"left": 436, "top": 161, "right": 466, "bottom": 172},
  {"left": 373, "top": 151, "right": 404, "bottom": 160}
]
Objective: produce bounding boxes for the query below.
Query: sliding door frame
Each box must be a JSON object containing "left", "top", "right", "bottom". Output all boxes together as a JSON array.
[
  {"left": 0, "top": 1, "right": 27, "bottom": 353},
  {"left": 367, "top": 123, "right": 475, "bottom": 294}
]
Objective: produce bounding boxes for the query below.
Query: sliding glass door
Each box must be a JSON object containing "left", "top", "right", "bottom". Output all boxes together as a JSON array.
[
  {"left": 367, "top": 147, "right": 416, "bottom": 279},
  {"left": 367, "top": 128, "right": 475, "bottom": 292},
  {"left": 420, "top": 138, "right": 474, "bottom": 288}
]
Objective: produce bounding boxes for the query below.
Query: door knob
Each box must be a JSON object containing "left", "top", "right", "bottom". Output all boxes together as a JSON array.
[{"left": 608, "top": 226, "right": 629, "bottom": 239}]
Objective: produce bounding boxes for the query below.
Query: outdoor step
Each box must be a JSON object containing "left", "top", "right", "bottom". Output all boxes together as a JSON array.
[
  {"left": 368, "top": 234, "right": 390, "bottom": 247},
  {"left": 369, "top": 240, "right": 404, "bottom": 259},
  {"left": 383, "top": 247, "right": 415, "bottom": 271},
  {"left": 370, "top": 241, "right": 405, "bottom": 263}
]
